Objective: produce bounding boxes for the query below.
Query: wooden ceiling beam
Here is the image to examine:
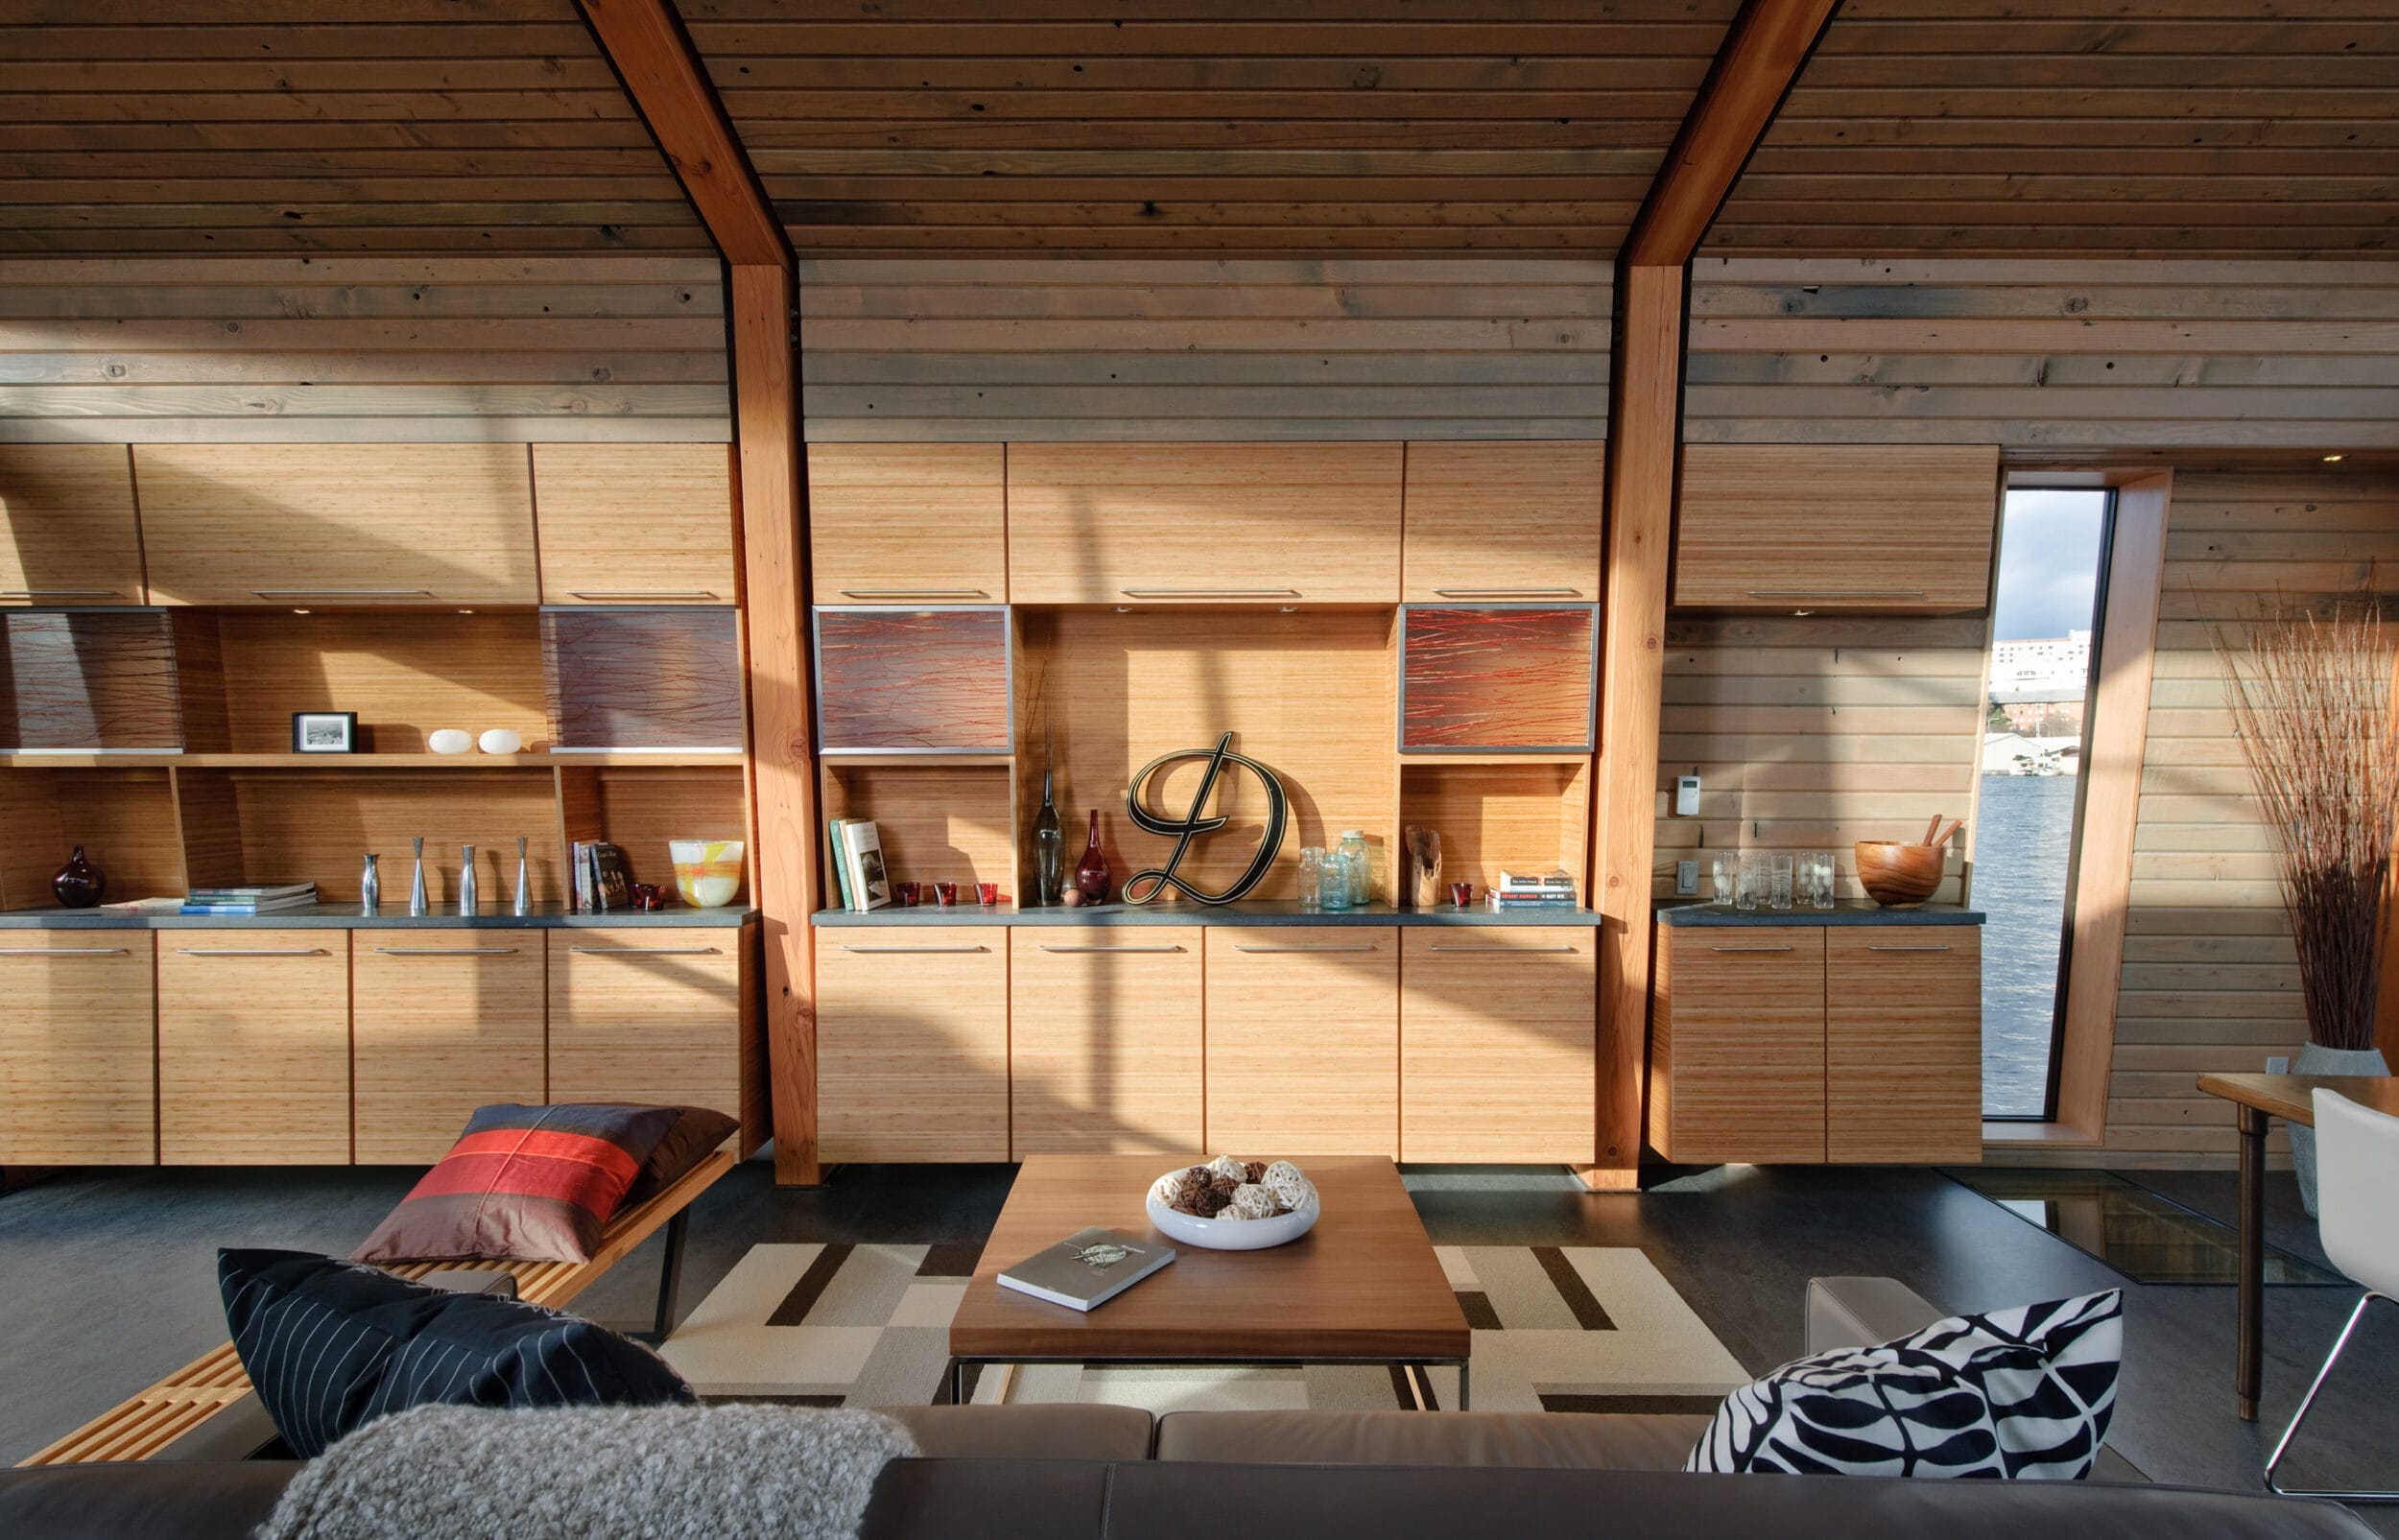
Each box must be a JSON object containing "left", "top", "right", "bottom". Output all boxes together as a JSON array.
[
  {"left": 574, "top": 0, "right": 789, "bottom": 268},
  {"left": 1622, "top": 0, "right": 1840, "bottom": 268}
]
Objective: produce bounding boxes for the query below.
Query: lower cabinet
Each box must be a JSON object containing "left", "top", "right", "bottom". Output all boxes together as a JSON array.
[
  {"left": 1009, "top": 929, "right": 1203, "bottom": 1158},
  {"left": 159, "top": 932, "right": 351, "bottom": 1164},
  {"left": 352, "top": 933, "right": 547, "bottom": 1164},
  {"left": 1399, "top": 928, "right": 1596, "bottom": 1163},
  {"left": 1650, "top": 927, "right": 1827, "bottom": 1165},
  {"left": 0, "top": 934, "right": 156, "bottom": 1165},
  {"left": 1205, "top": 928, "right": 1398, "bottom": 1156},
  {"left": 548, "top": 929, "right": 749, "bottom": 1132},
  {"left": 817, "top": 928, "right": 1009, "bottom": 1162},
  {"left": 1828, "top": 929, "right": 1983, "bottom": 1164}
]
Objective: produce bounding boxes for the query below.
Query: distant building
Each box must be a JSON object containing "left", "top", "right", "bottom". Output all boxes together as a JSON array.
[{"left": 1990, "top": 630, "right": 2092, "bottom": 697}]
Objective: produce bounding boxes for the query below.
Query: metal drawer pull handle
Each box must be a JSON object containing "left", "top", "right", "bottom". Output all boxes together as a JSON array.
[
  {"left": 1867, "top": 944, "right": 1954, "bottom": 953},
  {"left": 1746, "top": 589, "right": 1926, "bottom": 600},
  {"left": 1038, "top": 944, "right": 1187, "bottom": 954},
  {"left": 1430, "top": 588, "right": 1582, "bottom": 599},
  {"left": 569, "top": 946, "right": 723, "bottom": 955},
  {"left": 838, "top": 589, "right": 989, "bottom": 599},
  {"left": 372, "top": 947, "right": 520, "bottom": 957},
  {"left": 177, "top": 947, "right": 328, "bottom": 957},
  {"left": 0, "top": 946, "right": 129, "bottom": 955},
  {"left": 1712, "top": 945, "right": 1796, "bottom": 953},
  {"left": 566, "top": 590, "right": 719, "bottom": 600},
  {"left": 841, "top": 944, "right": 989, "bottom": 955},
  {"left": 1119, "top": 588, "right": 1298, "bottom": 599},
  {"left": 1428, "top": 944, "right": 1579, "bottom": 954},
  {"left": 1, "top": 588, "right": 118, "bottom": 597},
  {"left": 250, "top": 589, "right": 434, "bottom": 598},
  {"left": 1232, "top": 944, "right": 1378, "bottom": 954}
]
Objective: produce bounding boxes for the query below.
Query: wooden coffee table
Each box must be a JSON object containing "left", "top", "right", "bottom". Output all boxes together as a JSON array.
[{"left": 950, "top": 1155, "right": 1472, "bottom": 1407}]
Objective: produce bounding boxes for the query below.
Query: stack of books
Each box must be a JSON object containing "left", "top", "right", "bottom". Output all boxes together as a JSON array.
[
  {"left": 1489, "top": 867, "right": 1579, "bottom": 911},
  {"left": 181, "top": 883, "right": 317, "bottom": 916},
  {"left": 571, "top": 841, "right": 631, "bottom": 912}
]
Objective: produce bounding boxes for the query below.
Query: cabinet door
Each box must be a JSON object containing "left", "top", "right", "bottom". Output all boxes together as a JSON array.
[
  {"left": 0, "top": 934, "right": 154, "bottom": 1164},
  {"left": 0, "top": 445, "right": 146, "bottom": 605},
  {"left": 158, "top": 932, "right": 349, "bottom": 1164},
  {"left": 533, "top": 444, "right": 735, "bottom": 604},
  {"left": 133, "top": 444, "right": 538, "bottom": 605},
  {"left": 1009, "top": 929, "right": 1202, "bottom": 1158},
  {"left": 1827, "top": 928, "right": 1983, "bottom": 1164},
  {"left": 1007, "top": 443, "right": 1402, "bottom": 604},
  {"left": 809, "top": 443, "right": 1007, "bottom": 604},
  {"left": 1205, "top": 928, "right": 1398, "bottom": 1156},
  {"left": 1651, "top": 927, "right": 1825, "bottom": 1165},
  {"left": 818, "top": 928, "right": 1008, "bottom": 1162},
  {"left": 1675, "top": 445, "right": 2000, "bottom": 612},
  {"left": 1401, "top": 441, "right": 1603, "bottom": 604},
  {"left": 352, "top": 933, "right": 547, "bottom": 1163},
  {"left": 1399, "top": 928, "right": 1595, "bottom": 1163},
  {"left": 547, "top": 929, "right": 746, "bottom": 1127}
]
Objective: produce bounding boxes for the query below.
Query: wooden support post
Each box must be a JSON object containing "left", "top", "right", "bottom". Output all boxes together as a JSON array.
[
  {"left": 1584, "top": 264, "right": 1684, "bottom": 1194},
  {"left": 2381, "top": 650, "right": 2399, "bottom": 1054}
]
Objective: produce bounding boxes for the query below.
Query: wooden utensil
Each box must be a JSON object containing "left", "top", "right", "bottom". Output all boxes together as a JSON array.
[{"left": 1922, "top": 814, "right": 1944, "bottom": 845}]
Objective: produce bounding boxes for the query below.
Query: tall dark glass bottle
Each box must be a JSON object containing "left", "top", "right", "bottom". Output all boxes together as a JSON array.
[{"left": 1033, "top": 770, "right": 1065, "bottom": 905}]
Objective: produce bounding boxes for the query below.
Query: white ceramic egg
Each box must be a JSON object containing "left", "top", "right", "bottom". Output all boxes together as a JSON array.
[
  {"left": 478, "top": 727, "right": 524, "bottom": 755},
  {"left": 428, "top": 729, "right": 473, "bottom": 755}
]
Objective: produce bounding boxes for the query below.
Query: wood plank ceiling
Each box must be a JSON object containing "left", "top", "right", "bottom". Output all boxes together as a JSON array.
[
  {"left": 0, "top": 0, "right": 709, "bottom": 254},
  {"left": 677, "top": 0, "right": 1746, "bottom": 257},
  {"left": 1705, "top": 0, "right": 2399, "bottom": 257}
]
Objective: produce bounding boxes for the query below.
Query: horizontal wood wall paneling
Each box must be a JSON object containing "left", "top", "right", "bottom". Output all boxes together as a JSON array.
[
  {"left": 1706, "top": 1, "right": 2399, "bottom": 258},
  {"left": 797, "top": 258, "right": 1610, "bottom": 441},
  {"left": 0, "top": 4, "right": 706, "bottom": 257},
  {"left": 2107, "top": 467, "right": 2399, "bottom": 1162},
  {"left": 1685, "top": 259, "right": 2399, "bottom": 450},
  {"left": 0, "top": 257, "right": 729, "bottom": 443}
]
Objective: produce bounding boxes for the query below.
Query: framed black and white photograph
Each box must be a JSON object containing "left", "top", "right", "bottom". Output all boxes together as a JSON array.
[{"left": 291, "top": 711, "right": 359, "bottom": 754}]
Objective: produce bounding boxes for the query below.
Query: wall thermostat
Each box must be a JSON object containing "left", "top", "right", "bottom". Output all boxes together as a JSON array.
[{"left": 1675, "top": 774, "right": 1702, "bottom": 817}]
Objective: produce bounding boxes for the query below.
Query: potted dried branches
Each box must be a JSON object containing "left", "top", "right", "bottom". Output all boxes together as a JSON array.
[{"left": 2218, "top": 603, "right": 2399, "bottom": 1215}]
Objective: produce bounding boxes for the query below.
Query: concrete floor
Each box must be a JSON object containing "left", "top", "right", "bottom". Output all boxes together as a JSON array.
[{"left": 1, "top": 1157, "right": 2389, "bottom": 1530}]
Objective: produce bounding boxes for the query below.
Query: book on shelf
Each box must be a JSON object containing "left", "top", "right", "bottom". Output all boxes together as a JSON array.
[
  {"left": 185, "top": 883, "right": 316, "bottom": 902},
  {"left": 837, "top": 819, "right": 890, "bottom": 912},
  {"left": 827, "top": 817, "right": 858, "bottom": 912},
  {"left": 1487, "top": 891, "right": 1579, "bottom": 910},
  {"left": 180, "top": 893, "right": 318, "bottom": 915},
  {"left": 996, "top": 1228, "right": 1175, "bottom": 1312},
  {"left": 1495, "top": 867, "right": 1577, "bottom": 894},
  {"left": 99, "top": 896, "right": 186, "bottom": 914},
  {"left": 570, "top": 841, "right": 630, "bottom": 912}
]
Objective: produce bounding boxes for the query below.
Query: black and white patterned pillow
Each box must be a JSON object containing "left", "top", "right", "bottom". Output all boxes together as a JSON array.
[{"left": 1688, "top": 1291, "right": 2122, "bottom": 1480}]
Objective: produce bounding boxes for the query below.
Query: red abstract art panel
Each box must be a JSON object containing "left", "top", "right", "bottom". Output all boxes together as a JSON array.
[
  {"left": 1400, "top": 605, "right": 1596, "bottom": 751},
  {"left": 0, "top": 608, "right": 183, "bottom": 750},
  {"left": 816, "top": 606, "right": 1012, "bottom": 753},
  {"left": 543, "top": 606, "right": 745, "bottom": 750}
]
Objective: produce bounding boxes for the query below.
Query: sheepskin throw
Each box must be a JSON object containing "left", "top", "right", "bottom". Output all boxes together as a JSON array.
[{"left": 260, "top": 1402, "right": 919, "bottom": 1540}]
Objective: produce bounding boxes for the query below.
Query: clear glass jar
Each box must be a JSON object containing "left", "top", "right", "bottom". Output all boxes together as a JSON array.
[
  {"left": 1337, "top": 829, "right": 1371, "bottom": 908},
  {"left": 1296, "top": 846, "right": 1326, "bottom": 910}
]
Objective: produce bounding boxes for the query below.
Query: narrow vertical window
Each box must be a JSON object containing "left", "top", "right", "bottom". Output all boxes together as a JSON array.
[{"left": 1981, "top": 488, "right": 2114, "bottom": 1119}]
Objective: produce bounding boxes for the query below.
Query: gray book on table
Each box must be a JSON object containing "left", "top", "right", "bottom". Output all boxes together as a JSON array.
[{"left": 996, "top": 1228, "right": 1175, "bottom": 1312}]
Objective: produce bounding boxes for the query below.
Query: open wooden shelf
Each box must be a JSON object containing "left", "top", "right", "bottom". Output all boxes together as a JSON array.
[{"left": 0, "top": 752, "right": 742, "bottom": 770}]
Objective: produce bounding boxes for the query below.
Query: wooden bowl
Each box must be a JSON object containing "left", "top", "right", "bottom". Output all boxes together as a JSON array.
[{"left": 1853, "top": 841, "right": 1946, "bottom": 907}]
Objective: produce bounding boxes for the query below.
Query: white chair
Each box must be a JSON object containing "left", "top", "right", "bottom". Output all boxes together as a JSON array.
[{"left": 2266, "top": 1089, "right": 2399, "bottom": 1501}]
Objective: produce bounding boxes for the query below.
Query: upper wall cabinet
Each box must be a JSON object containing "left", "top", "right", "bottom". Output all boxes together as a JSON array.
[
  {"left": 1008, "top": 443, "right": 1403, "bottom": 604},
  {"left": 533, "top": 444, "right": 735, "bottom": 604},
  {"left": 133, "top": 444, "right": 539, "bottom": 606},
  {"left": 1402, "top": 441, "right": 1603, "bottom": 603},
  {"left": 0, "top": 444, "right": 147, "bottom": 605},
  {"left": 1674, "top": 444, "right": 2002, "bottom": 613},
  {"left": 809, "top": 443, "right": 1007, "bottom": 604}
]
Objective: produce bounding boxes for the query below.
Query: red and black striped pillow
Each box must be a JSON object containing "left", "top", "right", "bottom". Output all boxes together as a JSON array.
[{"left": 353, "top": 1103, "right": 682, "bottom": 1266}]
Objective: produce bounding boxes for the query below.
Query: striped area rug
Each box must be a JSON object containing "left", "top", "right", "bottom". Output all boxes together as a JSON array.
[{"left": 660, "top": 1243, "right": 1750, "bottom": 1415}]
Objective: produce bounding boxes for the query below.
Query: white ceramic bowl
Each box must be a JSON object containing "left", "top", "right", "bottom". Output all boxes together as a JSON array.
[{"left": 1145, "top": 1180, "right": 1320, "bottom": 1252}]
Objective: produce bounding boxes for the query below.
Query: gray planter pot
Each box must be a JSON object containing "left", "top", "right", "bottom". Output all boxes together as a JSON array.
[{"left": 2288, "top": 1042, "right": 2391, "bottom": 1218}]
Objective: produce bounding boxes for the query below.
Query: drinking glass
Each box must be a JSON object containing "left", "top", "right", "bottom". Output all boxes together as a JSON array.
[
  {"left": 894, "top": 881, "right": 919, "bottom": 908},
  {"left": 1770, "top": 854, "right": 1794, "bottom": 911},
  {"left": 1449, "top": 881, "right": 1473, "bottom": 908},
  {"left": 1735, "top": 851, "right": 1763, "bottom": 911},
  {"left": 934, "top": 881, "right": 958, "bottom": 908},
  {"left": 1710, "top": 852, "right": 1734, "bottom": 906},
  {"left": 976, "top": 881, "right": 1000, "bottom": 908},
  {"left": 1807, "top": 852, "right": 1837, "bottom": 909}
]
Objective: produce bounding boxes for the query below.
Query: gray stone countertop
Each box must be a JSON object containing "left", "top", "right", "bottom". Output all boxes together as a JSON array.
[
  {"left": 1653, "top": 899, "right": 1984, "bottom": 927},
  {"left": 814, "top": 900, "right": 1600, "bottom": 927},
  {"left": 0, "top": 902, "right": 756, "bottom": 930}
]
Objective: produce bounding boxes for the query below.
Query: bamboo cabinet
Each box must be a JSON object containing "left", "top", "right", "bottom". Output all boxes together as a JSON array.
[
  {"left": 532, "top": 444, "right": 737, "bottom": 605},
  {"left": 1398, "top": 928, "right": 1597, "bottom": 1163},
  {"left": 816, "top": 928, "right": 1009, "bottom": 1162},
  {"left": 0, "top": 445, "right": 147, "bottom": 606},
  {"left": 352, "top": 933, "right": 548, "bottom": 1164},
  {"left": 1827, "top": 928, "right": 1984, "bottom": 1164},
  {"left": 1204, "top": 928, "right": 1400, "bottom": 1157},
  {"left": 157, "top": 933, "right": 351, "bottom": 1164},
  {"left": 1009, "top": 929, "right": 1205, "bottom": 1159},
  {"left": 0, "top": 934, "right": 155, "bottom": 1165},
  {"left": 546, "top": 929, "right": 754, "bottom": 1136},
  {"left": 1649, "top": 928, "right": 1828, "bottom": 1164}
]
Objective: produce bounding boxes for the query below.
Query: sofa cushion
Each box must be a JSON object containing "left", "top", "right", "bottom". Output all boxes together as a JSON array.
[
  {"left": 353, "top": 1102, "right": 681, "bottom": 1266},
  {"left": 1155, "top": 1410, "right": 1711, "bottom": 1471},
  {"left": 886, "top": 1404, "right": 1153, "bottom": 1460},
  {"left": 0, "top": 1461, "right": 298, "bottom": 1540},
  {"left": 860, "top": 1458, "right": 1116, "bottom": 1540},
  {"left": 1805, "top": 1275, "right": 1944, "bottom": 1355},
  {"left": 220, "top": 1249, "right": 693, "bottom": 1457},
  {"left": 1691, "top": 1291, "right": 2123, "bottom": 1479}
]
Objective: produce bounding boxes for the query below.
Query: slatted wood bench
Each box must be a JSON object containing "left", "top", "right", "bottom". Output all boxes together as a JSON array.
[{"left": 17, "top": 1149, "right": 735, "bottom": 1469}]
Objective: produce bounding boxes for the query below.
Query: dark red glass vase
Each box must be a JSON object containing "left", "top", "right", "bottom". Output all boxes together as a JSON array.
[
  {"left": 52, "top": 844, "right": 106, "bottom": 909},
  {"left": 1073, "top": 810, "right": 1110, "bottom": 904}
]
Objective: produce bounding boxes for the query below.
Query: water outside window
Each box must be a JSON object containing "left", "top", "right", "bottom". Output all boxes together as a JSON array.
[{"left": 1980, "top": 489, "right": 2113, "bottom": 1118}]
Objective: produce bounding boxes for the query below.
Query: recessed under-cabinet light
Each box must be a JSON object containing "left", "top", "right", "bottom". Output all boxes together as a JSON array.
[
  {"left": 291, "top": 608, "right": 310, "bottom": 615},
  {"left": 2323, "top": 453, "right": 2345, "bottom": 462}
]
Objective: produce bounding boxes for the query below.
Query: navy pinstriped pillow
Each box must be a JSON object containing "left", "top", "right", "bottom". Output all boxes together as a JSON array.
[
  {"left": 1688, "top": 1291, "right": 2123, "bottom": 1480},
  {"left": 220, "top": 1249, "right": 694, "bottom": 1458}
]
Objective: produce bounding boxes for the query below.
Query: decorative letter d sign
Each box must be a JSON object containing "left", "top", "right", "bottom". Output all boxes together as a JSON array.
[{"left": 1122, "top": 731, "right": 1289, "bottom": 905}]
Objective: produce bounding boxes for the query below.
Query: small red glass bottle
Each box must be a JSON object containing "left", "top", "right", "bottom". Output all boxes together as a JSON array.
[{"left": 1073, "top": 809, "right": 1110, "bottom": 904}]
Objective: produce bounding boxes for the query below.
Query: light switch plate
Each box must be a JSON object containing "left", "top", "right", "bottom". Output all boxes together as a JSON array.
[
  {"left": 2266, "top": 1055, "right": 2291, "bottom": 1076},
  {"left": 1675, "top": 859, "right": 1699, "bottom": 895},
  {"left": 1675, "top": 774, "right": 1702, "bottom": 817}
]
